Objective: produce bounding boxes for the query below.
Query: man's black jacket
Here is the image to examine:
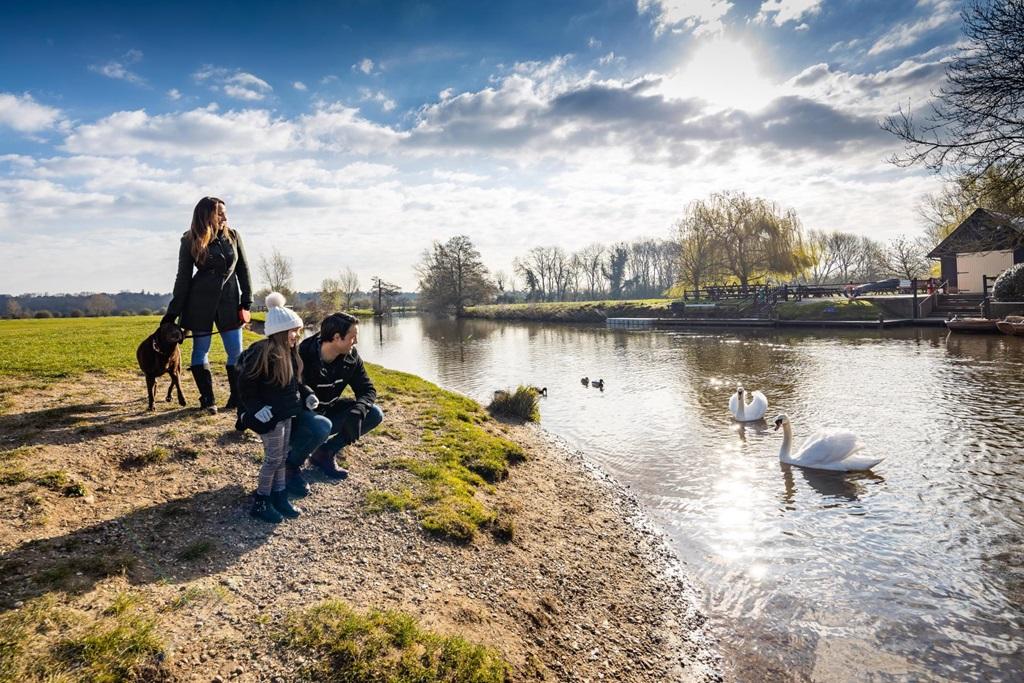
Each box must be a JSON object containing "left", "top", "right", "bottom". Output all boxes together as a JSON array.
[{"left": 298, "top": 333, "right": 377, "bottom": 420}]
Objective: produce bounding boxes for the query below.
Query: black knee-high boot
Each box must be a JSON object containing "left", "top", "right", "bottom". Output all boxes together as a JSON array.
[
  {"left": 224, "top": 365, "right": 240, "bottom": 410},
  {"left": 189, "top": 364, "right": 218, "bottom": 415}
]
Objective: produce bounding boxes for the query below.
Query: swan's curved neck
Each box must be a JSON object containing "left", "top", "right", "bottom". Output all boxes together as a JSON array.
[
  {"left": 779, "top": 422, "right": 792, "bottom": 461},
  {"left": 736, "top": 395, "right": 745, "bottom": 419}
]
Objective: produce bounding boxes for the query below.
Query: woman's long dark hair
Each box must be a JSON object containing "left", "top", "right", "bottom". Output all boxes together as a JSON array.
[{"left": 189, "top": 196, "right": 226, "bottom": 264}]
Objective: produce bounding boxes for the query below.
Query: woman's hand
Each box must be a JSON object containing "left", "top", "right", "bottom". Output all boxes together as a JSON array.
[
  {"left": 255, "top": 406, "right": 273, "bottom": 423},
  {"left": 305, "top": 394, "right": 320, "bottom": 411}
]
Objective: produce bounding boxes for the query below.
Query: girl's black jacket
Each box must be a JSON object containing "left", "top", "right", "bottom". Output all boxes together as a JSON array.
[{"left": 236, "top": 341, "right": 314, "bottom": 434}]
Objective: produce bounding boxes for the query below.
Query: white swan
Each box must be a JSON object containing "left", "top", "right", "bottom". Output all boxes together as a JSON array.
[
  {"left": 772, "top": 414, "right": 883, "bottom": 472},
  {"left": 729, "top": 386, "right": 767, "bottom": 422}
]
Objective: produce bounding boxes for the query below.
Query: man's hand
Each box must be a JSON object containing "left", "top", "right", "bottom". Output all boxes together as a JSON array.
[
  {"left": 255, "top": 406, "right": 273, "bottom": 423},
  {"left": 341, "top": 410, "right": 363, "bottom": 443},
  {"left": 305, "top": 394, "right": 320, "bottom": 411}
]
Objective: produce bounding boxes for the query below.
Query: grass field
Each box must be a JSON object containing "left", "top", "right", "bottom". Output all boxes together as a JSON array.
[
  {"left": 0, "top": 316, "right": 524, "bottom": 541},
  {"left": 0, "top": 316, "right": 262, "bottom": 378},
  {"left": 0, "top": 315, "right": 520, "bottom": 679},
  {"left": 463, "top": 298, "right": 674, "bottom": 322},
  {"left": 774, "top": 299, "right": 883, "bottom": 320}
]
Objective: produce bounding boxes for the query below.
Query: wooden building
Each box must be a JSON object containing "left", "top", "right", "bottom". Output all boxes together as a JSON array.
[{"left": 927, "top": 208, "right": 1024, "bottom": 293}]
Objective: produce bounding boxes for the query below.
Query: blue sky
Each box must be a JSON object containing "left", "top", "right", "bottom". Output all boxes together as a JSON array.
[{"left": 1, "top": 0, "right": 965, "bottom": 294}]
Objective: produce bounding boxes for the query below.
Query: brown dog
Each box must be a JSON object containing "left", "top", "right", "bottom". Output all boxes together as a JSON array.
[{"left": 136, "top": 322, "right": 187, "bottom": 411}]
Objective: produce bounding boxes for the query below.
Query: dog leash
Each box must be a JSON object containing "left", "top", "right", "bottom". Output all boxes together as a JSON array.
[{"left": 182, "top": 324, "right": 247, "bottom": 340}]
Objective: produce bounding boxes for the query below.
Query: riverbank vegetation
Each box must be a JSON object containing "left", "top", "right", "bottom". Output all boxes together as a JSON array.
[{"left": 465, "top": 299, "right": 673, "bottom": 322}]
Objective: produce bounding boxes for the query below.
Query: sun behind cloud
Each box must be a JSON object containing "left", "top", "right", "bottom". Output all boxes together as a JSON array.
[{"left": 660, "top": 35, "right": 779, "bottom": 111}]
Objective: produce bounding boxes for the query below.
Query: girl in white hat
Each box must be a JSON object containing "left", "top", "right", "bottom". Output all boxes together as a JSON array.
[{"left": 236, "top": 292, "right": 330, "bottom": 523}]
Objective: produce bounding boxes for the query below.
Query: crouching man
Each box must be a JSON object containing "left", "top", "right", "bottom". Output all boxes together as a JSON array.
[{"left": 285, "top": 312, "right": 383, "bottom": 496}]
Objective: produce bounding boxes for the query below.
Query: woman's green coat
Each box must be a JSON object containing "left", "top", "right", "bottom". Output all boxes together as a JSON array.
[{"left": 164, "top": 229, "right": 253, "bottom": 332}]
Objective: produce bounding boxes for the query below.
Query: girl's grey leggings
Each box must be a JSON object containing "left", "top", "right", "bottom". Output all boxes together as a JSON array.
[{"left": 257, "top": 418, "right": 292, "bottom": 496}]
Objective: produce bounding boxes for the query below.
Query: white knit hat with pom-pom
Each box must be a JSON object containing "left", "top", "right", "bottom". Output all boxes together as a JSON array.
[{"left": 263, "top": 292, "right": 304, "bottom": 336}]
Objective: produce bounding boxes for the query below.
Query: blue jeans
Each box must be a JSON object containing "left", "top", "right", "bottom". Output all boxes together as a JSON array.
[
  {"left": 286, "top": 410, "right": 333, "bottom": 468},
  {"left": 321, "top": 401, "right": 384, "bottom": 456},
  {"left": 190, "top": 327, "right": 243, "bottom": 367}
]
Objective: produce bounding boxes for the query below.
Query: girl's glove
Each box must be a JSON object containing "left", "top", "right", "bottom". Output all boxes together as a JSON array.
[
  {"left": 255, "top": 406, "right": 274, "bottom": 423},
  {"left": 305, "top": 394, "right": 320, "bottom": 411}
]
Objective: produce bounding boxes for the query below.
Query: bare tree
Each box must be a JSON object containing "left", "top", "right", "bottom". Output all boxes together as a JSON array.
[
  {"left": 886, "top": 235, "right": 931, "bottom": 279},
  {"left": 883, "top": 1, "right": 1024, "bottom": 184},
  {"left": 259, "top": 247, "right": 294, "bottom": 298},
  {"left": 804, "top": 229, "right": 841, "bottom": 284},
  {"left": 339, "top": 267, "right": 360, "bottom": 308},
  {"left": 855, "top": 236, "right": 890, "bottom": 282},
  {"left": 576, "top": 243, "right": 606, "bottom": 299}
]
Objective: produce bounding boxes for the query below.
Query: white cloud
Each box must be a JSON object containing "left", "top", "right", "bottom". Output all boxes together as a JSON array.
[
  {"left": 358, "top": 88, "right": 397, "bottom": 112},
  {"left": 353, "top": 58, "right": 376, "bottom": 75},
  {"left": 167, "top": 88, "right": 182, "bottom": 100},
  {"left": 588, "top": 37, "right": 602, "bottom": 49},
  {"left": 868, "top": 0, "right": 959, "bottom": 56},
  {"left": 0, "top": 93, "right": 63, "bottom": 133},
  {"left": 637, "top": 0, "right": 733, "bottom": 36},
  {"left": 755, "top": 0, "right": 822, "bottom": 27},
  {"left": 193, "top": 66, "right": 274, "bottom": 101},
  {"left": 89, "top": 49, "right": 146, "bottom": 85},
  {"left": 63, "top": 107, "right": 299, "bottom": 158},
  {"left": 293, "top": 81, "right": 308, "bottom": 91},
  {"left": 598, "top": 52, "right": 624, "bottom": 66}
]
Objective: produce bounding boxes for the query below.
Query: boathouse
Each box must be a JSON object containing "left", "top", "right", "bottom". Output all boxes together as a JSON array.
[{"left": 927, "top": 208, "right": 1024, "bottom": 293}]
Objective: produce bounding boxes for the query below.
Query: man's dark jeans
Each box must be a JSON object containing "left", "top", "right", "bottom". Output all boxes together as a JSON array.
[{"left": 320, "top": 400, "right": 384, "bottom": 456}]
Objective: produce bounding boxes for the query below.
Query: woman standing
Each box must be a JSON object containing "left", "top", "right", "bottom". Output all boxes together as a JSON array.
[{"left": 162, "top": 197, "right": 252, "bottom": 414}]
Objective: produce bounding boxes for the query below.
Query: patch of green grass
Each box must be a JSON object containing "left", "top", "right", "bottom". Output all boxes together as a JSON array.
[
  {"left": 364, "top": 364, "right": 525, "bottom": 542},
  {"left": 775, "top": 299, "right": 883, "bottom": 321},
  {"left": 0, "top": 593, "right": 166, "bottom": 683},
  {"left": 487, "top": 386, "right": 541, "bottom": 422},
  {"left": 177, "top": 539, "right": 215, "bottom": 561},
  {"left": 463, "top": 298, "right": 674, "bottom": 322},
  {"left": 53, "top": 611, "right": 164, "bottom": 683},
  {"left": 365, "top": 489, "right": 419, "bottom": 512},
  {"left": 0, "top": 316, "right": 260, "bottom": 380},
  {"left": 281, "top": 601, "right": 510, "bottom": 683},
  {"left": 166, "top": 584, "right": 229, "bottom": 611},
  {"left": 121, "top": 446, "right": 171, "bottom": 469},
  {"left": 0, "top": 466, "right": 87, "bottom": 497}
]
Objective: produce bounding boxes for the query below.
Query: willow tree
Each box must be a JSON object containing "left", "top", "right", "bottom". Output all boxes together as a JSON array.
[
  {"left": 677, "top": 199, "right": 722, "bottom": 289},
  {"left": 705, "top": 192, "right": 808, "bottom": 286}
]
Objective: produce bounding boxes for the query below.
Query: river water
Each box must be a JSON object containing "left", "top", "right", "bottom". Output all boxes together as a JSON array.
[{"left": 356, "top": 315, "right": 1024, "bottom": 682}]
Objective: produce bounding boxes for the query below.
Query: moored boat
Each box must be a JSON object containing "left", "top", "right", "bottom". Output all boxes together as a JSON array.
[
  {"left": 945, "top": 316, "right": 1001, "bottom": 333},
  {"left": 996, "top": 315, "right": 1024, "bottom": 337}
]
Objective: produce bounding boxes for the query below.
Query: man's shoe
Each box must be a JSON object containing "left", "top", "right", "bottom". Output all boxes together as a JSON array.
[
  {"left": 285, "top": 465, "right": 310, "bottom": 497},
  {"left": 311, "top": 447, "right": 349, "bottom": 480},
  {"left": 250, "top": 494, "right": 282, "bottom": 523},
  {"left": 270, "top": 490, "right": 301, "bottom": 519}
]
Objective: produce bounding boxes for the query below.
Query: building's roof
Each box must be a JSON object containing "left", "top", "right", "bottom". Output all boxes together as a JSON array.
[{"left": 927, "top": 207, "right": 1024, "bottom": 258}]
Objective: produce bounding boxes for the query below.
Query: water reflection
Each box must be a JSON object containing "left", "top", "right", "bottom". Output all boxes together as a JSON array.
[{"left": 360, "top": 316, "right": 1024, "bottom": 681}]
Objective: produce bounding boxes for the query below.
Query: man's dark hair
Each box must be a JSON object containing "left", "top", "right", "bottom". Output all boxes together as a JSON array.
[{"left": 320, "top": 312, "right": 359, "bottom": 342}]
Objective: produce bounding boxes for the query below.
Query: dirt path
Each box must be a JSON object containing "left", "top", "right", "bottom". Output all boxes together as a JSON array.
[{"left": 0, "top": 372, "right": 722, "bottom": 682}]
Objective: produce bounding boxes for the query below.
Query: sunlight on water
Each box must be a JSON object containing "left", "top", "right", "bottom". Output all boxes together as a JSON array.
[{"left": 359, "top": 316, "right": 1024, "bottom": 681}]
